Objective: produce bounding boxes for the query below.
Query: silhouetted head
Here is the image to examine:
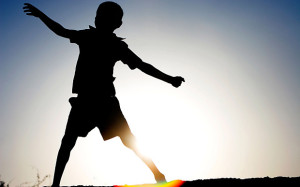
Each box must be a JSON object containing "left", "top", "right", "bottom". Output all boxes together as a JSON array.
[{"left": 95, "top": 1, "right": 123, "bottom": 32}]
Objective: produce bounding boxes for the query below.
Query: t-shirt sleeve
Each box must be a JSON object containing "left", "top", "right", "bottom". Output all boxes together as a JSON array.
[
  {"left": 68, "top": 30, "right": 85, "bottom": 44},
  {"left": 119, "top": 41, "right": 143, "bottom": 70}
]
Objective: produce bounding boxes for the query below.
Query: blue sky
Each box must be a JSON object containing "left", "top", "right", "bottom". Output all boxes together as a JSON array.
[{"left": 1, "top": 0, "right": 300, "bottom": 186}]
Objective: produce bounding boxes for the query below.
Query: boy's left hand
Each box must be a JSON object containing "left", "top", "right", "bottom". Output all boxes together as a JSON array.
[{"left": 171, "top": 76, "right": 185, "bottom": 88}]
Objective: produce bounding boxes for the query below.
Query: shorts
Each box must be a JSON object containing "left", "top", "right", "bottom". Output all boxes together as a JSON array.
[{"left": 64, "top": 96, "right": 132, "bottom": 141}]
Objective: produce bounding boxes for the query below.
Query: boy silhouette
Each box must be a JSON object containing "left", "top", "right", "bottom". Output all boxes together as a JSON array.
[{"left": 23, "top": 2, "right": 184, "bottom": 186}]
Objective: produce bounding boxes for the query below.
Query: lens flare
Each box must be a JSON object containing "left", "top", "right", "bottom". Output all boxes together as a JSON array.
[{"left": 114, "top": 180, "right": 185, "bottom": 187}]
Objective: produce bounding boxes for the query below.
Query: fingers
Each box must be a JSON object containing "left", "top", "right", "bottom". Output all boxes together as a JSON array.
[
  {"left": 23, "top": 3, "right": 34, "bottom": 8},
  {"left": 177, "top": 76, "right": 185, "bottom": 83},
  {"left": 23, "top": 3, "right": 36, "bottom": 11},
  {"left": 23, "top": 3, "right": 32, "bottom": 9},
  {"left": 172, "top": 81, "right": 182, "bottom": 88},
  {"left": 23, "top": 4, "right": 32, "bottom": 13},
  {"left": 23, "top": 3, "right": 39, "bottom": 17},
  {"left": 23, "top": 9, "right": 35, "bottom": 16},
  {"left": 175, "top": 76, "right": 185, "bottom": 82},
  {"left": 171, "top": 76, "right": 185, "bottom": 88},
  {"left": 23, "top": 9, "right": 32, "bottom": 13},
  {"left": 178, "top": 76, "right": 185, "bottom": 82}
]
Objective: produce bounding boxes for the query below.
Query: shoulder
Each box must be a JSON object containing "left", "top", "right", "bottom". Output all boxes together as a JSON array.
[
  {"left": 69, "top": 26, "right": 95, "bottom": 43},
  {"left": 118, "top": 40, "right": 128, "bottom": 48},
  {"left": 113, "top": 34, "right": 128, "bottom": 46},
  {"left": 111, "top": 35, "right": 129, "bottom": 52},
  {"left": 75, "top": 27, "right": 95, "bottom": 38}
]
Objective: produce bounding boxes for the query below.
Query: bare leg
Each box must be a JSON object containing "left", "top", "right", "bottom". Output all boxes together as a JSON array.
[
  {"left": 52, "top": 135, "right": 78, "bottom": 187},
  {"left": 119, "top": 133, "right": 166, "bottom": 183}
]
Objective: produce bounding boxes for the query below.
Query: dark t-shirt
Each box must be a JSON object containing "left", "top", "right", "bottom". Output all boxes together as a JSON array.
[{"left": 68, "top": 26, "right": 142, "bottom": 96}]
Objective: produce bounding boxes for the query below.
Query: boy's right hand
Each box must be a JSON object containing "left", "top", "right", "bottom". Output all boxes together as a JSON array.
[
  {"left": 171, "top": 76, "right": 185, "bottom": 88},
  {"left": 23, "top": 3, "right": 43, "bottom": 17}
]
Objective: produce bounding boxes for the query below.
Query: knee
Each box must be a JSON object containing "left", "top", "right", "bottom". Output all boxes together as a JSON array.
[
  {"left": 120, "top": 134, "right": 136, "bottom": 150},
  {"left": 122, "top": 139, "right": 133, "bottom": 149},
  {"left": 61, "top": 135, "right": 77, "bottom": 151}
]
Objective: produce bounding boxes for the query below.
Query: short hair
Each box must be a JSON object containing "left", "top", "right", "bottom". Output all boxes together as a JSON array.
[{"left": 96, "top": 1, "right": 123, "bottom": 19}]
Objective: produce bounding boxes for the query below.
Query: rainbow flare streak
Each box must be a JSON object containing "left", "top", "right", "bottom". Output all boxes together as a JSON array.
[{"left": 114, "top": 180, "right": 185, "bottom": 187}]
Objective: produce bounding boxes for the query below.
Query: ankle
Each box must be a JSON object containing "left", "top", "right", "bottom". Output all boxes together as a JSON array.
[{"left": 155, "top": 172, "right": 166, "bottom": 183}]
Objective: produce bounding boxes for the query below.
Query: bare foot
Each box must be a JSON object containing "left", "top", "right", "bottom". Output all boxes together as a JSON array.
[{"left": 155, "top": 173, "right": 166, "bottom": 183}]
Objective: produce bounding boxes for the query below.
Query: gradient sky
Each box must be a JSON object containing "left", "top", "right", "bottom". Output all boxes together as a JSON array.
[{"left": 1, "top": 0, "right": 300, "bottom": 186}]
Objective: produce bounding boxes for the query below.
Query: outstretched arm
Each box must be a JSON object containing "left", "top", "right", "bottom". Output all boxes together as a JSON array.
[
  {"left": 137, "top": 62, "right": 185, "bottom": 88},
  {"left": 23, "top": 3, "right": 72, "bottom": 38}
]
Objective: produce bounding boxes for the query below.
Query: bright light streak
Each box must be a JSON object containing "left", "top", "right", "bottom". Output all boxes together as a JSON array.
[{"left": 114, "top": 180, "right": 185, "bottom": 187}]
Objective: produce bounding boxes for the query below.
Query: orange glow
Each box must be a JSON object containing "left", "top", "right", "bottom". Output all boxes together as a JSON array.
[{"left": 114, "top": 180, "right": 185, "bottom": 187}]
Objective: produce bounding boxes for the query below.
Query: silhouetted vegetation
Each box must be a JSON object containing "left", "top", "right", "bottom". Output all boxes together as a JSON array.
[
  {"left": 0, "top": 175, "right": 10, "bottom": 187},
  {"left": 0, "top": 181, "right": 9, "bottom": 187},
  {"left": 18, "top": 168, "right": 50, "bottom": 187},
  {"left": 1, "top": 168, "right": 50, "bottom": 187}
]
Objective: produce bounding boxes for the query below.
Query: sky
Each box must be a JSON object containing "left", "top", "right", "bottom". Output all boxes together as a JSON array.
[{"left": 1, "top": 0, "right": 300, "bottom": 186}]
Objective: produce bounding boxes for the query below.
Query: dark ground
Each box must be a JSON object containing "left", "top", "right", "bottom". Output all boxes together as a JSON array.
[
  {"left": 181, "top": 177, "right": 300, "bottom": 187},
  {"left": 65, "top": 176, "right": 300, "bottom": 187}
]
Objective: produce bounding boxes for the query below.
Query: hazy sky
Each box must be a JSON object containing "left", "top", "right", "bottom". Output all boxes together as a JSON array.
[{"left": 1, "top": 0, "right": 300, "bottom": 186}]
